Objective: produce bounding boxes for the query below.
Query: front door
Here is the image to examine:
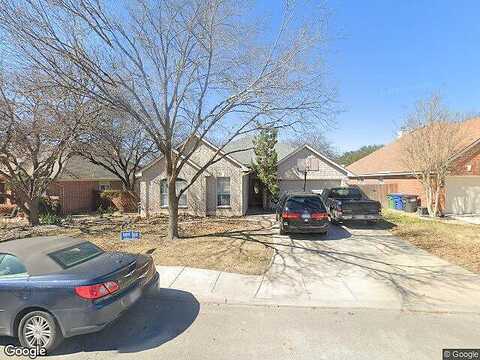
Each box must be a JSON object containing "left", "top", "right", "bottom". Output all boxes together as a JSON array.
[{"left": 249, "top": 177, "right": 264, "bottom": 208}]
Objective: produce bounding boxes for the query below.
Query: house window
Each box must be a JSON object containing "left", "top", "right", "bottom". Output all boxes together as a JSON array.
[
  {"left": 160, "top": 179, "right": 187, "bottom": 208},
  {"left": 217, "top": 177, "right": 231, "bottom": 207},
  {"left": 98, "top": 182, "right": 111, "bottom": 191}
]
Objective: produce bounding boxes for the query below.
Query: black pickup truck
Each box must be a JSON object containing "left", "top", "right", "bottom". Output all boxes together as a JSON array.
[{"left": 322, "top": 187, "right": 382, "bottom": 223}]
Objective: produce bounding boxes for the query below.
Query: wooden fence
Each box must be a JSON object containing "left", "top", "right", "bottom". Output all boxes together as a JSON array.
[{"left": 356, "top": 183, "right": 399, "bottom": 207}]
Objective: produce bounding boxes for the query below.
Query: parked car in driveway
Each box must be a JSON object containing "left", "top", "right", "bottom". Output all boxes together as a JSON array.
[
  {"left": 322, "top": 187, "right": 381, "bottom": 224},
  {"left": 0, "top": 236, "right": 159, "bottom": 351},
  {"left": 276, "top": 192, "right": 329, "bottom": 235}
]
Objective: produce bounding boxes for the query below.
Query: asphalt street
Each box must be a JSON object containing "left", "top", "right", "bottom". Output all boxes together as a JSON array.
[{"left": 1, "top": 288, "right": 478, "bottom": 360}]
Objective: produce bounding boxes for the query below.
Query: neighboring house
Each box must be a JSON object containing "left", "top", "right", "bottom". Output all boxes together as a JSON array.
[
  {"left": 49, "top": 156, "right": 123, "bottom": 214},
  {"left": 347, "top": 117, "right": 480, "bottom": 215},
  {"left": 137, "top": 136, "right": 350, "bottom": 217},
  {"left": 0, "top": 156, "right": 123, "bottom": 214}
]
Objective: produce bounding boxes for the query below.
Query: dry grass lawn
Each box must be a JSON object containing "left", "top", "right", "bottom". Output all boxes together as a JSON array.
[
  {"left": 383, "top": 209, "right": 480, "bottom": 274},
  {"left": 2, "top": 215, "right": 275, "bottom": 275}
]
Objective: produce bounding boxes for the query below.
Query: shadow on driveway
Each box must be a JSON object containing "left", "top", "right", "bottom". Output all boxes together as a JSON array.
[
  {"left": 289, "top": 225, "right": 352, "bottom": 241},
  {"left": 0, "top": 288, "right": 199, "bottom": 356}
]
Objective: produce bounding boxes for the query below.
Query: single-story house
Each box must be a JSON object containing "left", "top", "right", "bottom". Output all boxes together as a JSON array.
[
  {"left": 0, "top": 156, "right": 123, "bottom": 214},
  {"left": 137, "top": 136, "right": 351, "bottom": 217},
  {"left": 347, "top": 117, "right": 480, "bottom": 215}
]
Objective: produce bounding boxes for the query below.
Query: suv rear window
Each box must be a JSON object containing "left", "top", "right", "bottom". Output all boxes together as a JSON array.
[
  {"left": 48, "top": 242, "right": 103, "bottom": 269},
  {"left": 329, "top": 188, "right": 363, "bottom": 199},
  {"left": 285, "top": 196, "right": 326, "bottom": 211}
]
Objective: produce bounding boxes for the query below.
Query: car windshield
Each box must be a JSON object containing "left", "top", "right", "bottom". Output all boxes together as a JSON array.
[
  {"left": 330, "top": 188, "right": 363, "bottom": 200},
  {"left": 48, "top": 242, "right": 103, "bottom": 269},
  {"left": 285, "top": 196, "right": 325, "bottom": 211}
]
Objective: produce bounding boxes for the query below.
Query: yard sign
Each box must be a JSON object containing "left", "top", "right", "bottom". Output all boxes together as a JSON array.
[{"left": 121, "top": 230, "right": 141, "bottom": 241}]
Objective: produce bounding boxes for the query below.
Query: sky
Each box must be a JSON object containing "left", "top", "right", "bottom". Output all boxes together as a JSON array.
[{"left": 260, "top": 0, "right": 480, "bottom": 153}]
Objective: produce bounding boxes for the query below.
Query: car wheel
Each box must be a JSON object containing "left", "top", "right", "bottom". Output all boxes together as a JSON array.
[{"left": 18, "top": 311, "right": 63, "bottom": 352}]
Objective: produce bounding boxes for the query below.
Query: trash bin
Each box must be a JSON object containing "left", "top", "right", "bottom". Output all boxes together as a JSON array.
[
  {"left": 387, "top": 193, "right": 404, "bottom": 210},
  {"left": 402, "top": 195, "right": 418, "bottom": 213},
  {"left": 386, "top": 195, "right": 394, "bottom": 209}
]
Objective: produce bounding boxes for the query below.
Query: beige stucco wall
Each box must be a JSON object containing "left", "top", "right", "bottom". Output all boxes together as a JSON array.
[
  {"left": 139, "top": 141, "right": 248, "bottom": 217},
  {"left": 278, "top": 147, "right": 348, "bottom": 181},
  {"left": 188, "top": 142, "right": 247, "bottom": 216},
  {"left": 139, "top": 157, "right": 206, "bottom": 217}
]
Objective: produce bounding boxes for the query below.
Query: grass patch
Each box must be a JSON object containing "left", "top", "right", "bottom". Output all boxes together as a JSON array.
[
  {"left": 8, "top": 215, "right": 275, "bottom": 275},
  {"left": 383, "top": 209, "right": 480, "bottom": 273}
]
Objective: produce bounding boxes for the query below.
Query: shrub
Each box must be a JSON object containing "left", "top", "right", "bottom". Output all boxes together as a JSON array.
[
  {"left": 100, "top": 190, "right": 137, "bottom": 213},
  {"left": 39, "top": 212, "right": 62, "bottom": 225},
  {"left": 39, "top": 197, "right": 61, "bottom": 215}
]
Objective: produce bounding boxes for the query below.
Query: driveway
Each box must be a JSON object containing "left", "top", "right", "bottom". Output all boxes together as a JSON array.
[
  {"left": 158, "top": 218, "right": 480, "bottom": 313},
  {"left": 258, "top": 221, "right": 480, "bottom": 312}
]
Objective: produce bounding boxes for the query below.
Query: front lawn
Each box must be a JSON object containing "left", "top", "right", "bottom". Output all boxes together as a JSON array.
[
  {"left": 383, "top": 209, "right": 480, "bottom": 274},
  {"left": 1, "top": 215, "right": 275, "bottom": 275}
]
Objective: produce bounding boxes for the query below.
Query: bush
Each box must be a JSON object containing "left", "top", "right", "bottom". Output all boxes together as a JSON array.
[
  {"left": 39, "top": 212, "right": 62, "bottom": 225},
  {"left": 96, "top": 204, "right": 116, "bottom": 216},
  {"left": 100, "top": 190, "right": 137, "bottom": 213},
  {"left": 100, "top": 190, "right": 123, "bottom": 200},
  {"left": 39, "top": 197, "right": 61, "bottom": 215}
]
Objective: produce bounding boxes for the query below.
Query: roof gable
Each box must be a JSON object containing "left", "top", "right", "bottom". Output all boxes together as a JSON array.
[{"left": 279, "top": 144, "right": 352, "bottom": 176}]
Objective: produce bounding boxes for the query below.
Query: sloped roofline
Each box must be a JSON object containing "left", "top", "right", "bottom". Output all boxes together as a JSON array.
[
  {"left": 135, "top": 148, "right": 209, "bottom": 177},
  {"left": 196, "top": 135, "right": 249, "bottom": 171},
  {"left": 278, "top": 144, "right": 354, "bottom": 177},
  {"left": 135, "top": 135, "right": 249, "bottom": 177}
]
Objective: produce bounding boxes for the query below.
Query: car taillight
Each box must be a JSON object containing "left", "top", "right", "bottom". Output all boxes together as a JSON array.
[
  {"left": 75, "top": 281, "right": 119, "bottom": 300},
  {"left": 282, "top": 211, "right": 300, "bottom": 220},
  {"left": 311, "top": 212, "right": 328, "bottom": 220}
]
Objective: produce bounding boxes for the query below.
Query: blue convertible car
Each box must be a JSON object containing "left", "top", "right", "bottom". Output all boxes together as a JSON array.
[{"left": 0, "top": 236, "right": 159, "bottom": 351}]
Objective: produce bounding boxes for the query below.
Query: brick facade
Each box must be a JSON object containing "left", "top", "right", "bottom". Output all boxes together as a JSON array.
[
  {"left": 52, "top": 180, "right": 122, "bottom": 214},
  {"left": 348, "top": 149, "right": 480, "bottom": 210}
]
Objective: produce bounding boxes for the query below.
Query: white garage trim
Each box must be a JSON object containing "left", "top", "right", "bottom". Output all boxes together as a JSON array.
[{"left": 445, "top": 176, "right": 480, "bottom": 215}]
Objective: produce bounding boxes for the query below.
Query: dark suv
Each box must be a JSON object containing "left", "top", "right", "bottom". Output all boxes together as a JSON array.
[{"left": 276, "top": 193, "right": 329, "bottom": 235}]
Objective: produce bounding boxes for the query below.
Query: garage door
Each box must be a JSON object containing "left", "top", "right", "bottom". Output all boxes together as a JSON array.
[
  {"left": 446, "top": 176, "right": 480, "bottom": 214},
  {"left": 279, "top": 179, "right": 342, "bottom": 194}
]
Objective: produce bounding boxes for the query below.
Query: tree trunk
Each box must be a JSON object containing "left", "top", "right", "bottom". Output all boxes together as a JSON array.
[
  {"left": 26, "top": 198, "right": 40, "bottom": 226},
  {"left": 167, "top": 176, "right": 179, "bottom": 240},
  {"left": 424, "top": 182, "right": 434, "bottom": 216},
  {"left": 433, "top": 176, "right": 442, "bottom": 217}
]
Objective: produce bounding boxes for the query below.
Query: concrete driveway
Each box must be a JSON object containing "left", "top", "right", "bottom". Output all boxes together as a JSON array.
[
  {"left": 259, "top": 221, "right": 480, "bottom": 312},
  {"left": 158, "top": 219, "right": 480, "bottom": 313}
]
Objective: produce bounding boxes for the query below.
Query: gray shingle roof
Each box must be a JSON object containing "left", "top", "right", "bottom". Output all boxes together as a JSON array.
[
  {"left": 57, "top": 156, "right": 120, "bottom": 181},
  {"left": 224, "top": 136, "right": 295, "bottom": 166}
]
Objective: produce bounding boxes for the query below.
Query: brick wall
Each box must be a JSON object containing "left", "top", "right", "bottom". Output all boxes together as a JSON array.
[
  {"left": 452, "top": 145, "right": 480, "bottom": 176},
  {"left": 54, "top": 180, "right": 123, "bottom": 214},
  {"left": 55, "top": 181, "right": 98, "bottom": 214}
]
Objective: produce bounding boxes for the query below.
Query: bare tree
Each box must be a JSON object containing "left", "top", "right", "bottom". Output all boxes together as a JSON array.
[
  {"left": 0, "top": 0, "right": 335, "bottom": 238},
  {"left": 401, "top": 95, "right": 465, "bottom": 216},
  {"left": 77, "top": 107, "right": 157, "bottom": 193},
  {"left": 288, "top": 130, "right": 338, "bottom": 159},
  {"left": 0, "top": 71, "right": 92, "bottom": 225}
]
